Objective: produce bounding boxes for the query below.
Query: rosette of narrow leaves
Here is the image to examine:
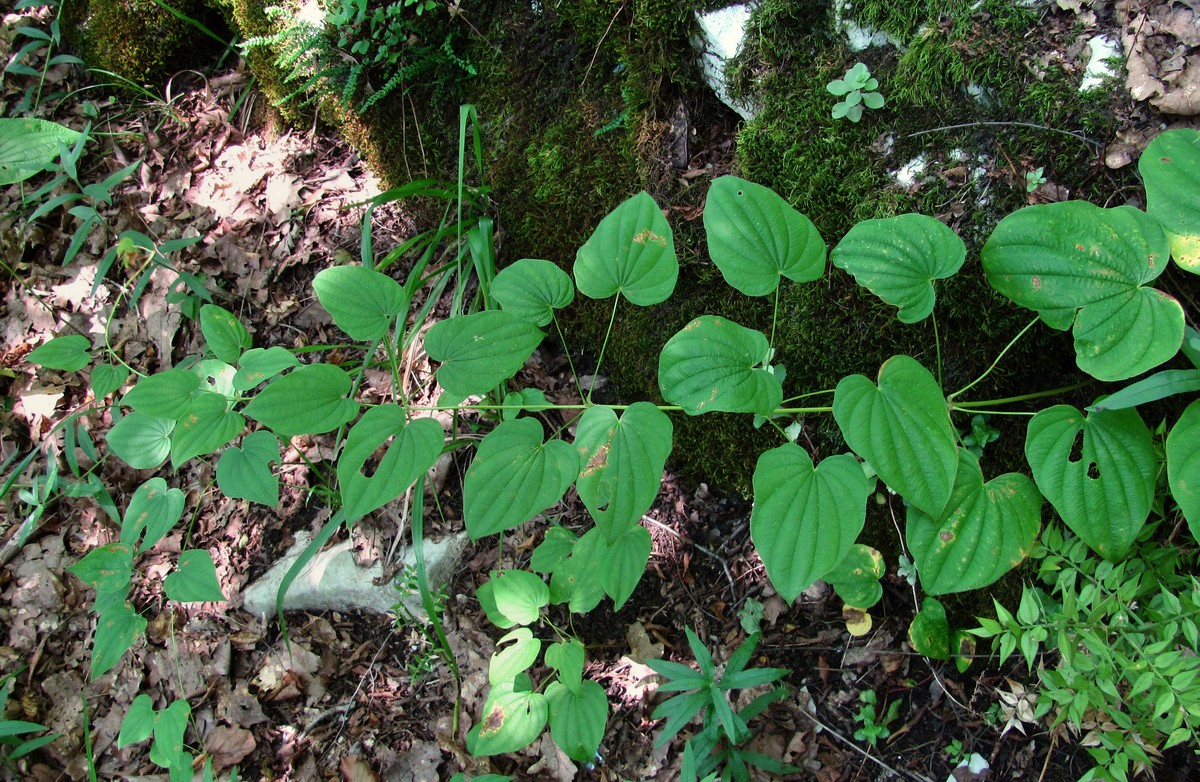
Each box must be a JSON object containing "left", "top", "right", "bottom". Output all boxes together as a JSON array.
[
  {"left": 830, "top": 213, "right": 965, "bottom": 323},
  {"left": 704, "top": 176, "right": 825, "bottom": 296},
  {"left": 1140, "top": 128, "right": 1200, "bottom": 272},
  {"left": 982, "top": 201, "right": 1184, "bottom": 381}
]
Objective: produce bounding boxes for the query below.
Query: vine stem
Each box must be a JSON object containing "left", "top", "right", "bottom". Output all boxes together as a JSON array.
[
  {"left": 553, "top": 315, "right": 585, "bottom": 401},
  {"left": 588, "top": 296, "right": 621, "bottom": 404},
  {"left": 951, "top": 381, "right": 1091, "bottom": 410},
  {"left": 770, "top": 284, "right": 780, "bottom": 349},
  {"left": 948, "top": 315, "right": 1041, "bottom": 401},
  {"left": 932, "top": 311, "right": 944, "bottom": 389}
]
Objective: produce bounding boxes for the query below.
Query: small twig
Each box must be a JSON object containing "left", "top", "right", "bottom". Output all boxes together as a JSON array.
[
  {"left": 300, "top": 701, "right": 354, "bottom": 737},
  {"left": 642, "top": 514, "right": 738, "bottom": 600},
  {"left": 581, "top": 1, "right": 626, "bottom": 88},
  {"left": 905, "top": 120, "right": 1101, "bottom": 149},
  {"left": 796, "top": 705, "right": 936, "bottom": 782}
]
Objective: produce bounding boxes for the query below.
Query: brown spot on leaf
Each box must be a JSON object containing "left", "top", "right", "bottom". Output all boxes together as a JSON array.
[
  {"left": 480, "top": 705, "right": 505, "bottom": 737},
  {"left": 632, "top": 229, "right": 667, "bottom": 247}
]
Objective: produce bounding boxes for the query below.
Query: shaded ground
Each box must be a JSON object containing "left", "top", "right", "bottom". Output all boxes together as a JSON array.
[{"left": 2, "top": 4, "right": 1199, "bottom": 782}]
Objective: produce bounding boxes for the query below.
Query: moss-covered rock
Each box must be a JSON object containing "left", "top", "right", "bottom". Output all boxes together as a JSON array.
[{"left": 61, "top": 0, "right": 223, "bottom": 87}]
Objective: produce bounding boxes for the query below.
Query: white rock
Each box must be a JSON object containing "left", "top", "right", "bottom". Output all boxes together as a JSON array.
[
  {"left": 834, "top": 0, "right": 902, "bottom": 52},
  {"left": 946, "top": 753, "right": 989, "bottom": 782},
  {"left": 1081, "top": 35, "right": 1120, "bottom": 92},
  {"left": 241, "top": 530, "right": 468, "bottom": 620},
  {"left": 695, "top": 3, "right": 759, "bottom": 120},
  {"left": 893, "top": 155, "right": 927, "bottom": 186}
]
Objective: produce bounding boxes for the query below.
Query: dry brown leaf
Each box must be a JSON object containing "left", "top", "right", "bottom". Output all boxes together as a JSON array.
[{"left": 206, "top": 725, "right": 257, "bottom": 771}]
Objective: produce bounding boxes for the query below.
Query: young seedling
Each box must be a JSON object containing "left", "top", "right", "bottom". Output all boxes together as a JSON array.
[
  {"left": 1025, "top": 166, "right": 1047, "bottom": 193},
  {"left": 826, "top": 62, "right": 885, "bottom": 122}
]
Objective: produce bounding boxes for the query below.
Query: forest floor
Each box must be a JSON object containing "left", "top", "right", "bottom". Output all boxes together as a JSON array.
[{"left": 2, "top": 3, "right": 1200, "bottom": 782}]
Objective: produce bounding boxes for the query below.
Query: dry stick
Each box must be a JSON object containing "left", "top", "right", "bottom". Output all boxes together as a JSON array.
[
  {"left": 581, "top": 1, "right": 627, "bottom": 88},
  {"left": 641, "top": 514, "right": 738, "bottom": 600},
  {"left": 905, "top": 121, "right": 1102, "bottom": 150},
  {"left": 795, "top": 705, "right": 936, "bottom": 782}
]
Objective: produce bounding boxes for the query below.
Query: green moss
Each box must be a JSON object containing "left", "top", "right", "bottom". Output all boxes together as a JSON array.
[{"left": 62, "top": 0, "right": 220, "bottom": 87}]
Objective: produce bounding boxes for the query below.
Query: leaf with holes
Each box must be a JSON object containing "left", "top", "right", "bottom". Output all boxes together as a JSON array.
[
  {"left": 575, "top": 403, "right": 672, "bottom": 541},
  {"left": 216, "top": 431, "right": 280, "bottom": 506},
  {"left": 338, "top": 408, "right": 443, "bottom": 524},
  {"left": 106, "top": 412, "right": 173, "bottom": 469},
  {"left": 170, "top": 392, "right": 245, "bottom": 468},
  {"left": 833, "top": 355, "right": 957, "bottom": 516},
  {"left": 751, "top": 444, "right": 870, "bottom": 603},
  {"left": 659, "top": 316, "right": 782, "bottom": 416},
  {"left": 574, "top": 191, "right": 677, "bottom": 305},
  {"left": 91, "top": 600, "right": 146, "bottom": 679},
  {"left": 199, "top": 304, "right": 252, "bottom": 363},
  {"left": 467, "top": 680, "right": 548, "bottom": 756},
  {"left": 1140, "top": 128, "right": 1200, "bottom": 272},
  {"left": 489, "top": 628, "right": 541, "bottom": 685},
  {"left": 1167, "top": 399, "right": 1200, "bottom": 540},
  {"left": 492, "top": 258, "right": 575, "bottom": 325},
  {"left": 120, "top": 477, "right": 185, "bottom": 554},
  {"left": 424, "top": 311, "right": 544, "bottom": 402},
  {"left": 27, "top": 335, "right": 90, "bottom": 371},
  {"left": 464, "top": 418, "right": 579, "bottom": 540},
  {"left": 824, "top": 544, "right": 884, "bottom": 608},
  {"left": 313, "top": 266, "right": 409, "bottom": 341},
  {"left": 1026, "top": 405, "right": 1155, "bottom": 560},
  {"left": 243, "top": 364, "right": 358, "bottom": 437},
  {"left": 982, "top": 202, "right": 1183, "bottom": 381},
  {"left": 906, "top": 449, "right": 1041, "bottom": 595},
  {"left": 704, "top": 176, "right": 825, "bottom": 296},
  {"left": 163, "top": 550, "right": 226, "bottom": 603},
  {"left": 599, "top": 525, "right": 650, "bottom": 611},
  {"left": 546, "top": 680, "right": 608, "bottom": 763},
  {"left": 831, "top": 214, "right": 965, "bottom": 323}
]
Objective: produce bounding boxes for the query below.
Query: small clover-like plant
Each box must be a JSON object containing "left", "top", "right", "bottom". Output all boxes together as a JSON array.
[
  {"left": 826, "top": 62, "right": 885, "bottom": 122},
  {"left": 852, "top": 689, "right": 902, "bottom": 746},
  {"left": 1025, "top": 166, "right": 1047, "bottom": 193}
]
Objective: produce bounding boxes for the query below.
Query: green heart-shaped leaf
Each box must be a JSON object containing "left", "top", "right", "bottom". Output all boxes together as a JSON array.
[
  {"left": 658, "top": 316, "right": 783, "bottom": 416},
  {"left": 163, "top": 549, "right": 226, "bottom": 603},
  {"left": 338, "top": 408, "right": 444, "bottom": 524},
  {"left": 216, "top": 431, "right": 280, "bottom": 506},
  {"left": 906, "top": 449, "right": 1041, "bottom": 595},
  {"left": 908, "top": 597, "right": 950, "bottom": 660},
  {"left": 982, "top": 202, "right": 1183, "bottom": 381},
  {"left": 751, "top": 445, "right": 871, "bottom": 603},
  {"left": 1167, "top": 399, "right": 1200, "bottom": 541},
  {"left": 704, "top": 176, "right": 825, "bottom": 296},
  {"left": 575, "top": 403, "right": 672, "bottom": 541},
  {"left": 546, "top": 680, "right": 608, "bottom": 763},
  {"left": 233, "top": 347, "right": 299, "bottom": 391},
  {"left": 467, "top": 681, "right": 548, "bottom": 756},
  {"left": 489, "top": 628, "right": 541, "bottom": 685},
  {"left": 199, "top": 304, "right": 252, "bottom": 363},
  {"left": 243, "top": 364, "right": 358, "bottom": 437},
  {"left": 599, "top": 525, "right": 650, "bottom": 611},
  {"left": 313, "top": 265, "right": 410, "bottom": 341},
  {"left": 1140, "top": 128, "right": 1200, "bottom": 272},
  {"left": 106, "top": 412, "right": 173, "bottom": 470},
  {"left": 120, "top": 477, "right": 185, "bottom": 554},
  {"left": 574, "top": 191, "right": 677, "bottom": 305},
  {"left": 464, "top": 418, "right": 579, "bottom": 540},
  {"left": 69, "top": 542, "right": 133, "bottom": 593},
  {"left": 548, "top": 527, "right": 608, "bottom": 613},
  {"left": 148, "top": 699, "right": 190, "bottom": 768},
  {"left": 824, "top": 544, "right": 884, "bottom": 609},
  {"left": 833, "top": 355, "right": 957, "bottom": 516},
  {"left": 545, "top": 639, "right": 585, "bottom": 693},
  {"left": 91, "top": 363, "right": 130, "bottom": 399},
  {"left": 531, "top": 525, "right": 576, "bottom": 574},
  {"left": 27, "top": 335, "right": 91, "bottom": 371},
  {"left": 492, "top": 258, "right": 575, "bottom": 325},
  {"left": 831, "top": 213, "right": 965, "bottom": 323},
  {"left": 480, "top": 569, "right": 549, "bottom": 627},
  {"left": 91, "top": 600, "right": 146, "bottom": 679},
  {"left": 122, "top": 370, "right": 201, "bottom": 419},
  {"left": 424, "top": 311, "right": 544, "bottom": 402},
  {"left": 1025, "top": 405, "right": 1155, "bottom": 560},
  {"left": 117, "top": 694, "right": 155, "bottom": 747},
  {"left": 170, "top": 392, "right": 245, "bottom": 468}
]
